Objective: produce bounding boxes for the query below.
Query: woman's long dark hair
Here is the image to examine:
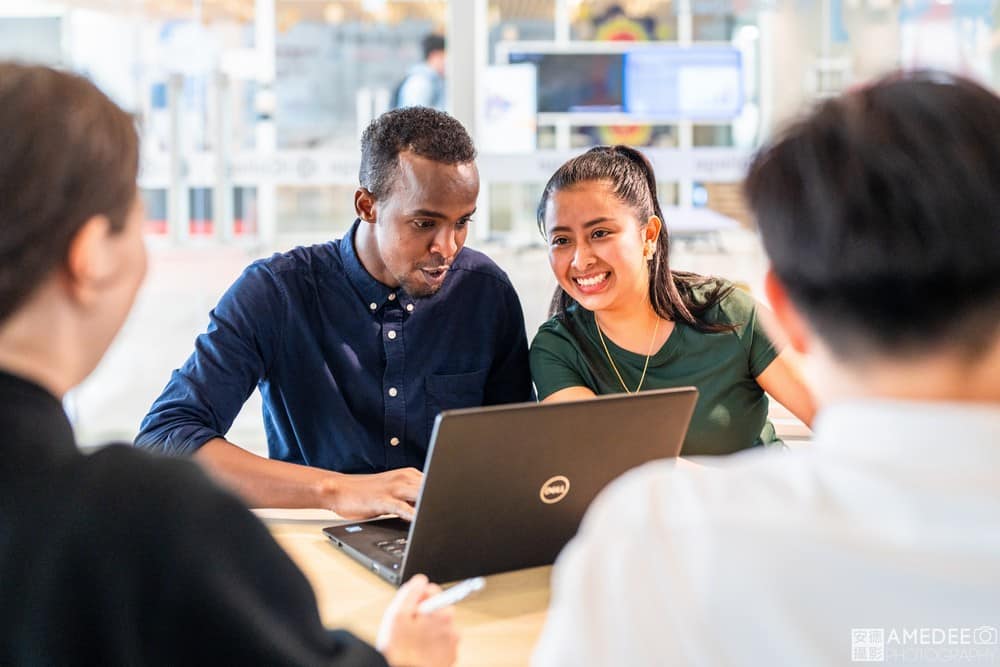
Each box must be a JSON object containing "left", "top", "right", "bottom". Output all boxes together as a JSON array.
[{"left": 537, "top": 145, "right": 735, "bottom": 333}]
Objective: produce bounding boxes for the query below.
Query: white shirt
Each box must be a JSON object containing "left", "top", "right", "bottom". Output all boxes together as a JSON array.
[{"left": 533, "top": 401, "right": 1000, "bottom": 666}]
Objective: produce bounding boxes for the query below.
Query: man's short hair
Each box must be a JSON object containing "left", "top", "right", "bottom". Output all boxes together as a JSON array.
[
  {"left": 745, "top": 71, "right": 1000, "bottom": 361},
  {"left": 0, "top": 62, "right": 138, "bottom": 325},
  {"left": 422, "top": 34, "right": 445, "bottom": 60},
  {"left": 359, "top": 106, "right": 476, "bottom": 200}
]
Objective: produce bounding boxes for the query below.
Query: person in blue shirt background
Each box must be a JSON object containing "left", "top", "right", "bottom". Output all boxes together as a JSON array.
[
  {"left": 136, "top": 106, "right": 532, "bottom": 520},
  {"left": 393, "top": 33, "right": 446, "bottom": 111}
]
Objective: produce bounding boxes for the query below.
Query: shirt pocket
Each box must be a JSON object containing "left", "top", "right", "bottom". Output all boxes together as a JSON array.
[{"left": 424, "top": 368, "right": 489, "bottom": 440}]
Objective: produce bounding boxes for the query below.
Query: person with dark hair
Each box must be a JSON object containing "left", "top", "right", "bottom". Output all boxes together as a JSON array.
[
  {"left": 136, "top": 106, "right": 531, "bottom": 517},
  {"left": 393, "top": 33, "right": 446, "bottom": 110},
  {"left": 532, "top": 71, "right": 1000, "bottom": 666},
  {"left": 0, "top": 62, "right": 458, "bottom": 667},
  {"left": 530, "top": 145, "right": 813, "bottom": 456}
]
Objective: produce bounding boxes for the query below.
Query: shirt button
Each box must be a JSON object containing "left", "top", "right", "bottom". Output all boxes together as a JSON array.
[
  {"left": 390, "top": 437, "right": 400, "bottom": 447},
  {"left": 387, "top": 330, "right": 397, "bottom": 340},
  {"left": 388, "top": 293, "right": 396, "bottom": 301},
  {"left": 388, "top": 387, "right": 398, "bottom": 397},
  {"left": 406, "top": 303, "right": 414, "bottom": 312},
  {"left": 369, "top": 302, "right": 377, "bottom": 311}
]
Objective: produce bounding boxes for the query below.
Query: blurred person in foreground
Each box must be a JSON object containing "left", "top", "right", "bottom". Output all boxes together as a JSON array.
[
  {"left": 0, "top": 62, "right": 456, "bottom": 667},
  {"left": 533, "top": 70, "right": 1000, "bottom": 665}
]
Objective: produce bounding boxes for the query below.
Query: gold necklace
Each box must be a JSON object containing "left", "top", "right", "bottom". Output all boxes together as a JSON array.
[{"left": 595, "top": 315, "right": 660, "bottom": 394}]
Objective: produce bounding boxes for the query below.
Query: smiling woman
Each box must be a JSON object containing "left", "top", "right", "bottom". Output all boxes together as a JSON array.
[{"left": 529, "top": 145, "right": 815, "bottom": 457}]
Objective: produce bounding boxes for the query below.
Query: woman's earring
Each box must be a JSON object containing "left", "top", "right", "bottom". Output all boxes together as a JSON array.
[{"left": 644, "top": 241, "right": 656, "bottom": 260}]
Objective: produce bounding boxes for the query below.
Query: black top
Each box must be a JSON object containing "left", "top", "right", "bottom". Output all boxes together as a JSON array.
[{"left": 0, "top": 370, "right": 387, "bottom": 666}]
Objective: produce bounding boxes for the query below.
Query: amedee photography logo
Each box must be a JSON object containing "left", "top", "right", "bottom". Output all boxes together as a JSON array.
[
  {"left": 976, "top": 628, "right": 1000, "bottom": 646},
  {"left": 852, "top": 626, "right": 999, "bottom": 663},
  {"left": 853, "top": 629, "right": 886, "bottom": 662}
]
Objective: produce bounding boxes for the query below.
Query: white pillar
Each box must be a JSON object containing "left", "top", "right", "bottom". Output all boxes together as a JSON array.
[
  {"left": 677, "top": 0, "right": 694, "bottom": 209},
  {"left": 448, "top": 0, "right": 488, "bottom": 235},
  {"left": 254, "top": 0, "right": 277, "bottom": 246},
  {"left": 554, "top": 0, "right": 571, "bottom": 44},
  {"left": 212, "top": 71, "right": 234, "bottom": 242},
  {"left": 167, "top": 72, "right": 189, "bottom": 243},
  {"left": 447, "top": 0, "right": 486, "bottom": 136}
]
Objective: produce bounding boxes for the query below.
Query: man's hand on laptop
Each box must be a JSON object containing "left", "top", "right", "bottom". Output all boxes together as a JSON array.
[
  {"left": 323, "top": 468, "right": 423, "bottom": 521},
  {"left": 376, "top": 574, "right": 459, "bottom": 667}
]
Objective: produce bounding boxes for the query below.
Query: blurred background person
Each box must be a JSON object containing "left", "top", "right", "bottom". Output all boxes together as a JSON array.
[{"left": 393, "top": 33, "right": 446, "bottom": 111}]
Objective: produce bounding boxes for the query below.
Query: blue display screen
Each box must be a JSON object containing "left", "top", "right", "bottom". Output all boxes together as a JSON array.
[
  {"left": 509, "top": 46, "right": 743, "bottom": 120},
  {"left": 624, "top": 47, "right": 743, "bottom": 120}
]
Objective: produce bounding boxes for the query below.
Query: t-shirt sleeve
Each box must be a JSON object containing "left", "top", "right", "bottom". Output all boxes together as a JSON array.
[
  {"left": 723, "top": 287, "right": 780, "bottom": 378},
  {"left": 115, "top": 453, "right": 388, "bottom": 666},
  {"left": 529, "top": 323, "right": 589, "bottom": 400}
]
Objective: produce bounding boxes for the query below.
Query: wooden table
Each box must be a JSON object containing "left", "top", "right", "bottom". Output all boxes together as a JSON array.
[{"left": 260, "top": 510, "right": 552, "bottom": 667}]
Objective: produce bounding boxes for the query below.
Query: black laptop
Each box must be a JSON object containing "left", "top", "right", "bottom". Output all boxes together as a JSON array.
[{"left": 323, "top": 387, "right": 698, "bottom": 585}]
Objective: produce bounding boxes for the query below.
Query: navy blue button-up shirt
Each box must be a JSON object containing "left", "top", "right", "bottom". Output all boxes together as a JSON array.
[{"left": 135, "top": 221, "right": 533, "bottom": 473}]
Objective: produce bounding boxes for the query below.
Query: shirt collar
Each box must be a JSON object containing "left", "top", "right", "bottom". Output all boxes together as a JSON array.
[
  {"left": 812, "top": 399, "right": 1000, "bottom": 469},
  {"left": 339, "top": 218, "right": 416, "bottom": 314}
]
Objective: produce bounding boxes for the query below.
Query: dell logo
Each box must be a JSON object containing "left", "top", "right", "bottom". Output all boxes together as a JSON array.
[{"left": 540, "top": 475, "right": 571, "bottom": 504}]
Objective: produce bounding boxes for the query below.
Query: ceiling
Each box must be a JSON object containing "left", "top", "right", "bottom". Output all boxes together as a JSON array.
[{"left": 11, "top": 1, "right": 678, "bottom": 26}]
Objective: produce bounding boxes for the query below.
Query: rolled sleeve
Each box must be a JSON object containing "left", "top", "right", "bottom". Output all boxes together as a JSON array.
[{"left": 135, "top": 263, "right": 284, "bottom": 456}]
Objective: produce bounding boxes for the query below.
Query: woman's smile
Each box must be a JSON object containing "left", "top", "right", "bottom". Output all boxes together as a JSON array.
[{"left": 572, "top": 271, "right": 611, "bottom": 294}]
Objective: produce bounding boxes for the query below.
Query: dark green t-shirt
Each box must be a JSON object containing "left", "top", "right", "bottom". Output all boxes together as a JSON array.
[{"left": 529, "top": 281, "right": 780, "bottom": 456}]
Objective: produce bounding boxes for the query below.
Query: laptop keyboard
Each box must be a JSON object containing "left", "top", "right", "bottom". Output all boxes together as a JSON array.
[{"left": 376, "top": 536, "right": 408, "bottom": 562}]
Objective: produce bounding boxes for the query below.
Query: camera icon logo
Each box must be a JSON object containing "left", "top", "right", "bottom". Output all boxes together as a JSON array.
[{"left": 974, "top": 626, "right": 999, "bottom": 646}]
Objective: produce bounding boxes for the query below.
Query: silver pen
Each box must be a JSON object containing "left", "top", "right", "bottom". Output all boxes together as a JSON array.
[{"left": 417, "top": 576, "right": 486, "bottom": 614}]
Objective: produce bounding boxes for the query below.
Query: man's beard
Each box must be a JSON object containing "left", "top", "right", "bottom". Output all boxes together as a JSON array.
[{"left": 398, "top": 267, "right": 448, "bottom": 298}]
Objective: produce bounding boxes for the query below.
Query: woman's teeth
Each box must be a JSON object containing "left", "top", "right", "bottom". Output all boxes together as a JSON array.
[{"left": 574, "top": 273, "right": 609, "bottom": 287}]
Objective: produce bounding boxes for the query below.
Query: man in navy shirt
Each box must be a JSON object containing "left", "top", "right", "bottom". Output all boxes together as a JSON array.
[{"left": 136, "top": 107, "right": 532, "bottom": 520}]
